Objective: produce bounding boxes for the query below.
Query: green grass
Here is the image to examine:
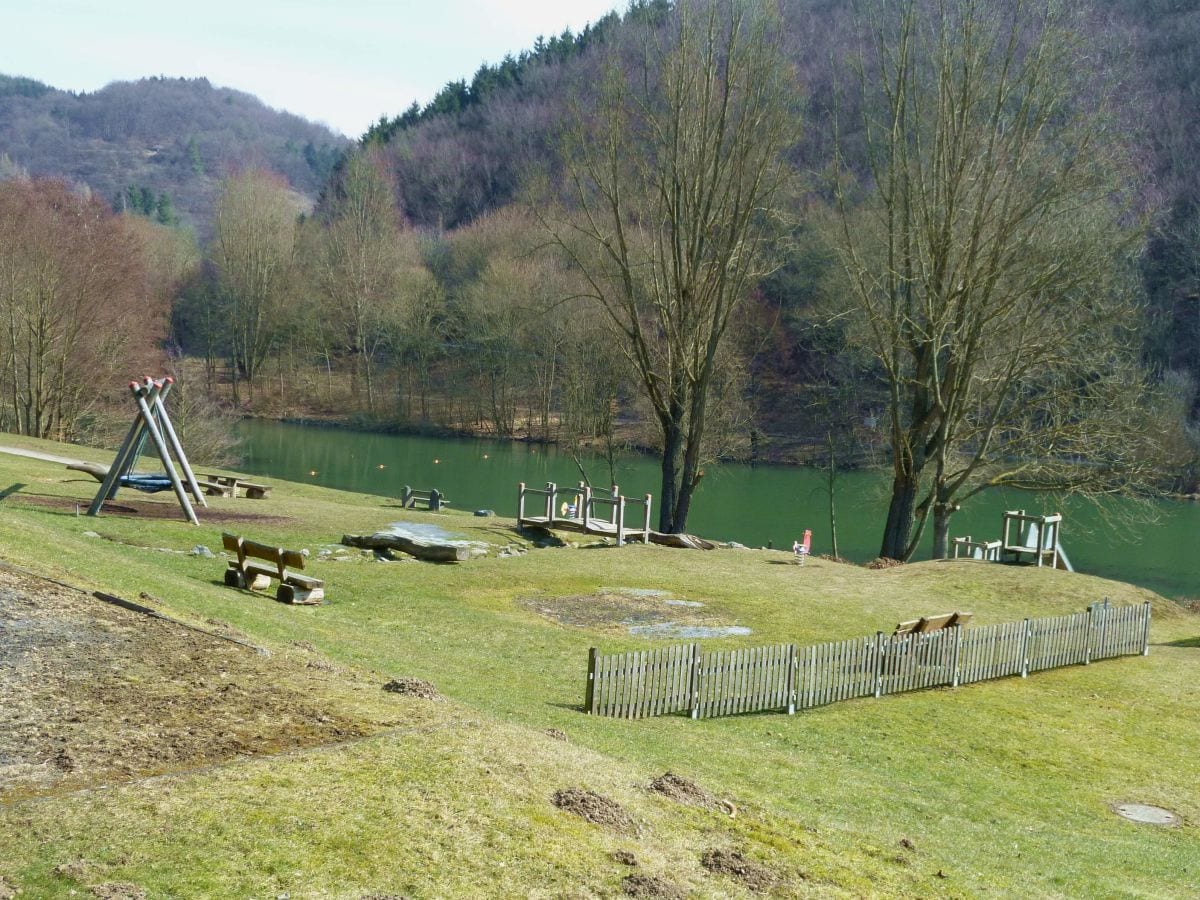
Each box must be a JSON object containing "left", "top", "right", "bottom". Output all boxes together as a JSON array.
[{"left": 1, "top": 439, "right": 1198, "bottom": 898}]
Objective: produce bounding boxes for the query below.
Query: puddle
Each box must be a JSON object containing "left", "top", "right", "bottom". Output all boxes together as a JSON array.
[
  {"left": 601, "top": 587, "right": 670, "bottom": 599},
  {"left": 628, "top": 624, "right": 752, "bottom": 639},
  {"left": 1113, "top": 803, "right": 1181, "bottom": 826}
]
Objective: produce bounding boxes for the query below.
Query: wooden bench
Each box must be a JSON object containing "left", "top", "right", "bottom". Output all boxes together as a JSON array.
[
  {"left": 402, "top": 485, "right": 446, "bottom": 511},
  {"left": 204, "top": 474, "right": 272, "bottom": 499},
  {"left": 892, "top": 611, "right": 972, "bottom": 638},
  {"left": 222, "top": 532, "right": 324, "bottom": 604}
]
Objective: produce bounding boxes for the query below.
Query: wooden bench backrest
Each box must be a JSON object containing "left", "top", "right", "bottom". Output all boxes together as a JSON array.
[
  {"left": 222, "top": 532, "right": 305, "bottom": 570},
  {"left": 894, "top": 611, "right": 973, "bottom": 637}
]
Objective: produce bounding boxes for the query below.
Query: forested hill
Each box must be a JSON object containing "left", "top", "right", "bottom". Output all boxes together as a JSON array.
[
  {"left": 360, "top": 0, "right": 1200, "bottom": 408},
  {"left": 0, "top": 74, "right": 347, "bottom": 231}
]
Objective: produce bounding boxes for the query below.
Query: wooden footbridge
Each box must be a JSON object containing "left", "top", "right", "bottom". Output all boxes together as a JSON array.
[{"left": 517, "top": 482, "right": 653, "bottom": 546}]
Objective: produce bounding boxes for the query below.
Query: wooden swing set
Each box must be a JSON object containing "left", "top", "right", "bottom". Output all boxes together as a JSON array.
[{"left": 87, "top": 377, "right": 206, "bottom": 524}]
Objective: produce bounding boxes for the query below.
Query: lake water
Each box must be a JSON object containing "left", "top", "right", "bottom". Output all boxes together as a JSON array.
[{"left": 236, "top": 420, "right": 1199, "bottom": 601}]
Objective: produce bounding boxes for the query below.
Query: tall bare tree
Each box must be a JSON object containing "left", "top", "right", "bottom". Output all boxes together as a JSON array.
[
  {"left": 211, "top": 168, "right": 299, "bottom": 397},
  {"left": 834, "top": 0, "right": 1159, "bottom": 560},
  {"left": 309, "top": 151, "right": 412, "bottom": 413},
  {"left": 544, "top": 0, "right": 798, "bottom": 533},
  {"left": 0, "top": 178, "right": 162, "bottom": 439}
]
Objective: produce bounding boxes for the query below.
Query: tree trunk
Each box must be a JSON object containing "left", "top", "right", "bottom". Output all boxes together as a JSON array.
[
  {"left": 659, "top": 420, "right": 683, "bottom": 533},
  {"left": 880, "top": 472, "right": 919, "bottom": 560}
]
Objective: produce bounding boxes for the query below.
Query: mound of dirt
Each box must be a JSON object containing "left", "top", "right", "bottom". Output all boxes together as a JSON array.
[
  {"left": 544, "top": 728, "right": 569, "bottom": 742},
  {"left": 648, "top": 772, "right": 722, "bottom": 813},
  {"left": 868, "top": 557, "right": 905, "bottom": 570},
  {"left": 700, "top": 848, "right": 776, "bottom": 892},
  {"left": 611, "top": 850, "right": 638, "bottom": 866},
  {"left": 621, "top": 873, "right": 685, "bottom": 898},
  {"left": 382, "top": 677, "right": 441, "bottom": 700},
  {"left": 552, "top": 788, "right": 635, "bottom": 832}
]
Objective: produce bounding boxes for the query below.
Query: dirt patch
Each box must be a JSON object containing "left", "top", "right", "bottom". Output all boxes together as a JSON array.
[
  {"left": 867, "top": 557, "right": 905, "bottom": 570},
  {"left": 700, "top": 848, "right": 776, "bottom": 892},
  {"left": 552, "top": 788, "right": 635, "bottom": 832},
  {"left": 0, "top": 567, "right": 397, "bottom": 801},
  {"left": 520, "top": 592, "right": 735, "bottom": 636},
  {"left": 611, "top": 850, "right": 638, "bottom": 866},
  {"left": 544, "top": 728, "right": 568, "bottom": 742},
  {"left": 0, "top": 875, "right": 14, "bottom": 900},
  {"left": 648, "top": 772, "right": 724, "bottom": 813},
  {"left": 620, "top": 873, "right": 685, "bottom": 898},
  {"left": 382, "top": 677, "right": 441, "bottom": 700},
  {"left": 10, "top": 492, "right": 293, "bottom": 526},
  {"left": 89, "top": 883, "right": 146, "bottom": 900}
]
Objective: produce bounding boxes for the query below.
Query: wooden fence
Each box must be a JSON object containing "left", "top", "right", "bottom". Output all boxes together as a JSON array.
[{"left": 585, "top": 600, "right": 1151, "bottom": 720}]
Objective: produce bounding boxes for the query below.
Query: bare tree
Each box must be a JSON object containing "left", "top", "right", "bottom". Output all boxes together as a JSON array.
[
  {"left": 0, "top": 179, "right": 163, "bottom": 439},
  {"left": 211, "top": 168, "right": 300, "bottom": 397},
  {"left": 834, "top": 0, "right": 1159, "bottom": 560},
  {"left": 543, "top": 0, "right": 798, "bottom": 533},
  {"left": 308, "top": 151, "right": 412, "bottom": 413}
]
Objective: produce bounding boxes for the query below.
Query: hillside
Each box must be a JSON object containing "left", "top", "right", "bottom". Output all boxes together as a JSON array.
[
  {"left": 0, "top": 438, "right": 1197, "bottom": 896},
  {"left": 361, "top": 0, "right": 1200, "bottom": 412},
  {"left": 0, "top": 74, "right": 347, "bottom": 232}
]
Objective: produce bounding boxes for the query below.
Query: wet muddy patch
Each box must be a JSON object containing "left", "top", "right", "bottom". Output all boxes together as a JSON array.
[{"left": 520, "top": 589, "right": 750, "bottom": 637}]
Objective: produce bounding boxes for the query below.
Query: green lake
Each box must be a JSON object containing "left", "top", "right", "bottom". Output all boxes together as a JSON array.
[{"left": 237, "top": 420, "right": 1199, "bottom": 601}]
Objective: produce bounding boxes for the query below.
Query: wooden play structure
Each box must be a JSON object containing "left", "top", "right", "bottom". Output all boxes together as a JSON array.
[
  {"left": 401, "top": 485, "right": 446, "bottom": 511},
  {"left": 951, "top": 535, "right": 1002, "bottom": 561},
  {"left": 953, "top": 509, "right": 1072, "bottom": 571},
  {"left": 1001, "top": 510, "right": 1072, "bottom": 570},
  {"left": 87, "top": 377, "right": 206, "bottom": 524},
  {"left": 892, "top": 611, "right": 973, "bottom": 639},
  {"left": 222, "top": 532, "right": 325, "bottom": 604},
  {"left": 517, "top": 481, "right": 652, "bottom": 546}
]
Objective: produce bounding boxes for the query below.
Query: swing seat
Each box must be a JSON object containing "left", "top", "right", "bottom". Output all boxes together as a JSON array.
[{"left": 118, "top": 473, "right": 176, "bottom": 493}]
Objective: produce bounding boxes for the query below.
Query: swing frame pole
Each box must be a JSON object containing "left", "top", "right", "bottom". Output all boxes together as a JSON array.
[
  {"left": 150, "top": 378, "right": 207, "bottom": 508},
  {"left": 133, "top": 379, "right": 199, "bottom": 525},
  {"left": 88, "top": 381, "right": 149, "bottom": 516}
]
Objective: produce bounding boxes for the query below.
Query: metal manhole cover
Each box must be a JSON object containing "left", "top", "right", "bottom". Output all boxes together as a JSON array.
[{"left": 1113, "top": 803, "right": 1180, "bottom": 826}]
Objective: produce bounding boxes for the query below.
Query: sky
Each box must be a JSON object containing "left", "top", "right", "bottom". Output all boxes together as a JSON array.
[{"left": 2, "top": 0, "right": 622, "bottom": 138}]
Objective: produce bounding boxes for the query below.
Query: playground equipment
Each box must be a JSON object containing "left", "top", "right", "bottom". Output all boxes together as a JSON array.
[
  {"left": 87, "top": 377, "right": 206, "bottom": 524},
  {"left": 517, "top": 481, "right": 652, "bottom": 546},
  {"left": 954, "top": 510, "right": 1072, "bottom": 571}
]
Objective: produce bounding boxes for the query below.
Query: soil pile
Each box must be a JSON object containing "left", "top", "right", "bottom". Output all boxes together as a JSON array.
[
  {"left": 700, "top": 848, "right": 776, "bottom": 892},
  {"left": 382, "top": 677, "right": 441, "bottom": 700},
  {"left": 552, "top": 788, "right": 635, "bottom": 832},
  {"left": 620, "top": 873, "right": 685, "bottom": 898}
]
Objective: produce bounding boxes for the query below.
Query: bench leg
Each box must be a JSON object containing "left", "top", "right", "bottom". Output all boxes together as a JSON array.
[{"left": 224, "top": 568, "right": 245, "bottom": 588}]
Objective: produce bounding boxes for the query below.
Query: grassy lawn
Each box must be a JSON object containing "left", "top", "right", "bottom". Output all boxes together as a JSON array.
[{"left": 1, "top": 437, "right": 1197, "bottom": 898}]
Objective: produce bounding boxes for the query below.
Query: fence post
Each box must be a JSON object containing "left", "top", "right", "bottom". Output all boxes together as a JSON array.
[
  {"left": 585, "top": 647, "right": 598, "bottom": 714},
  {"left": 1098, "top": 596, "right": 1110, "bottom": 660},
  {"left": 951, "top": 624, "right": 962, "bottom": 688},
  {"left": 1084, "top": 601, "right": 1096, "bottom": 665},
  {"left": 688, "top": 643, "right": 702, "bottom": 719},
  {"left": 1141, "top": 601, "right": 1152, "bottom": 656},
  {"left": 1020, "top": 618, "right": 1032, "bottom": 677},
  {"left": 545, "top": 482, "right": 556, "bottom": 522},
  {"left": 517, "top": 482, "right": 525, "bottom": 523},
  {"left": 873, "top": 631, "right": 884, "bottom": 698},
  {"left": 616, "top": 496, "right": 626, "bottom": 547},
  {"left": 786, "top": 644, "right": 797, "bottom": 715}
]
